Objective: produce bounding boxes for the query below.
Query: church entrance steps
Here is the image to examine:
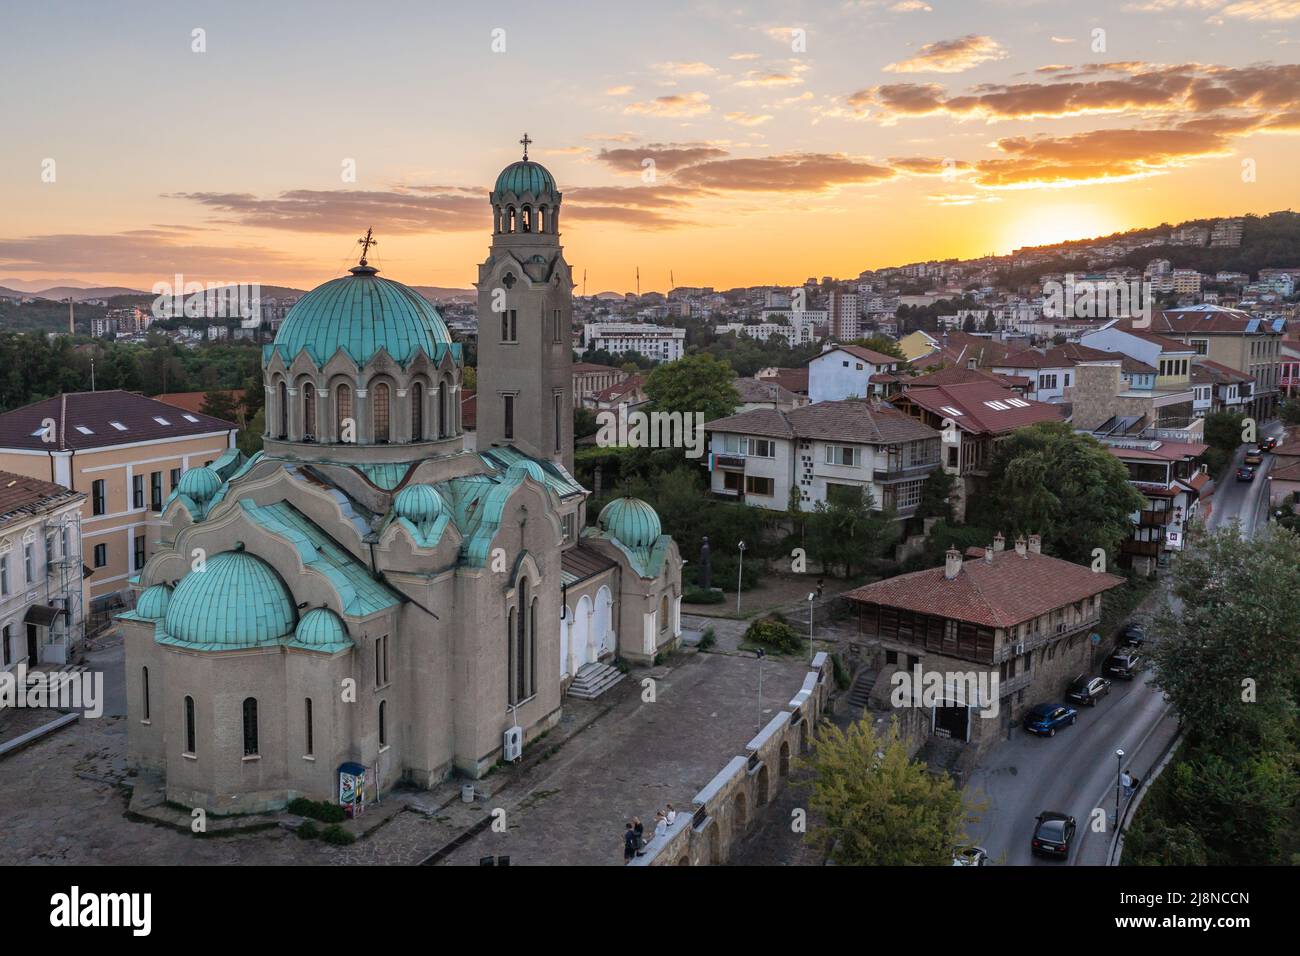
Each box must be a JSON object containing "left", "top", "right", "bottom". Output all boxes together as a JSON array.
[{"left": 565, "top": 662, "right": 625, "bottom": 700}]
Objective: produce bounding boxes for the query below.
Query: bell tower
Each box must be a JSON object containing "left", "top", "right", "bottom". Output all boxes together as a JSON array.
[{"left": 475, "top": 134, "right": 574, "bottom": 472}]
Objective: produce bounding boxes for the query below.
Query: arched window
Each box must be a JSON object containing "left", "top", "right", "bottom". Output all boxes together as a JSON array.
[
  {"left": 438, "top": 381, "right": 448, "bottom": 438},
  {"left": 506, "top": 206, "right": 516, "bottom": 232},
  {"left": 336, "top": 383, "right": 353, "bottom": 442},
  {"left": 141, "top": 666, "right": 150, "bottom": 721},
  {"left": 521, "top": 205, "right": 532, "bottom": 232},
  {"left": 304, "top": 697, "right": 314, "bottom": 756},
  {"left": 411, "top": 382, "right": 424, "bottom": 441},
  {"left": 529, "top": 596, "right": 538, "bottom": 698},
  {"left": 507, "top": 607, "right": 517, "bottom": 705},
  {"left": 302, "top": 381, "right": 316, "bottom": 440},
  {"left": 537, "top": 206, "right": 547, "bottom": 233},
  {"left": 242, "top": 697, "right": 259, "bottom": 756},
  {"left": 184, "top": 695, "right": 196, "bottom": 754},
  {"left": 277, "top": 381, "right": 288, "bottom": 439},
  {"left": 660, "top": 595, "right": 669, "bottom": 632},
  {"left": 516, "top": 579, "right": 529, "bottom": 702},
  {"left": 378, "top": 700, "right": 388, "bottom": 747},
  {"left": 373, "top": 382, "right": 390, "bottom": 442}
]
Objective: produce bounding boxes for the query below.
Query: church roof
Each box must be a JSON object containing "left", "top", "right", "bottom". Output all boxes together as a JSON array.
[
  {"left": 158, "top": 550, "right": 297, "bottom": 650},
  {"left": 495, "top": 159, "right": 557, "bottom": 196},
  {"left": 267, "top": 269, "right": 453, "bottom": 368}
]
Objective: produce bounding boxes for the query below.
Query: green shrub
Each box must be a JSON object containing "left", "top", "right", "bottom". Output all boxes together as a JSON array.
[
  {"left": 710, "top": 554, "right": 761, "bottom": 592},
  {"left": 698, "top": 627, "right": 716, "bottom": 651},
  {"left": 286, "top": 797, "right": 346, "bottom": 823},
  {"left": 320, "top": 824, "right": 356, "bottom": 845},
  {"left": 683, "top": 587, "right": 725, "bottom": 604},
  {"left": 831, "top": 653, "right": 850, "bottom": 691},
  {"left": 744, "top": 615, "right": 803, "bottom": 654},
  {"left": 297, "top": 820, "right": 320, "bottom": 840}
]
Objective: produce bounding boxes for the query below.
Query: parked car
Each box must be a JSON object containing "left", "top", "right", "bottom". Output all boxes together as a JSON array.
[
  {"left": 951, "top": 846, "right": 988, "bottom": 866},
  {"left": 1244, "top": 447, "right": 1263, "bottom": 467},
  {"left": 1022, "top": 702, "right": 1078, "bottom": 736},
  {"left": 1105, "top": 649, "right": 1143, "bottom": 679},
  {"left": 1261, "top": 436, "right": 1279, "bottom": 452},
  {"left": 1120, "top": 622, "right": 1146, "bottom": 646},
  {"left": 1031, "top": 812, "right": 1076, "bottom": 859},
  {"left": 1236, "top": 466, "right": 1256, "bottom": 482},
  {"left": 1067, "top": 674, "right": 1112, "bottom": 706}
]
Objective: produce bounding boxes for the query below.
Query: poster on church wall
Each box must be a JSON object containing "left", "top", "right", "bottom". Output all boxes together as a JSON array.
[{"left": 338, "top": 762, "right": 368, "bottom": 817}]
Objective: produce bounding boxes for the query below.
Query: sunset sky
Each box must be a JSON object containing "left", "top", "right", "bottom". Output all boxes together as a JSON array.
[{"left": 2, "top": 0, "right": 1298, "bottom": 293}]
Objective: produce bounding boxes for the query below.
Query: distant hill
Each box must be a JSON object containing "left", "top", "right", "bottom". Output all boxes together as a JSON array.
[
  {"left": 37, "top": 286, "right": 148, "bottom": 301},
  {"left": 0, "top": 286, "right": 31, "bottom": 301},
  {"left": 593, "top": 291, "right": 626, "bottom": 300},
  {"left": 411, "top": 286, "right": 476, "bottom": 303}
]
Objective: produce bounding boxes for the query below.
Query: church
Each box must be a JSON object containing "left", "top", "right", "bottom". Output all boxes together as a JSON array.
[{"left": 120, "top": 143, "right": 683, "bottom": 814}]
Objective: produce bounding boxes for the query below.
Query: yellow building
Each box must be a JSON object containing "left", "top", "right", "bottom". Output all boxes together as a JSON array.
[{"left": 0, "top": 391, "right": 236, "bottom": 611}]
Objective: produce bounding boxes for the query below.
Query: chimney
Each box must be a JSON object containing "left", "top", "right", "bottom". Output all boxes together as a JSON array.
[
  {"left": 944, "top": 546, "right": 962, "bottom": 580},
  {"left": 1014, "top": 535, "right": 1027, "bottom": 558},
  {"left": 993, "top": 531, "right": 1005, "bottom": 552},
  {"left": 1028, "top": 533, "right": 1042, "bottom": 554},
  {"left": 984, "top": 545, "right": 994, "bottom": 564}
]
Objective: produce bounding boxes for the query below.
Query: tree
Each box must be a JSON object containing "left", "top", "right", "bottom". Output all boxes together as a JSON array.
[
  {"left": 237, "top": 407, "right": 265, "bottom": 457},
  {"left": 573, "top": 406, "right": 598, "bottom": 440},
  {"left": 1149, "top": 523, "right": 1300, "bottom": 742},
  {"left": 643, "top": 353, "right": 739, "bottom": 423},
  {"left": 915, "top": 467, "right": 956, "bottom": 524},
  {"left": 201, "top": 389, "right": 239, "bottom": 423},
  {"left": 462, "top": 365, "right": 477, "bottom": 391},
  {"left": 801, "top": 719, "right": 978, "bottom": 865},
  {"left": 1278, "top": 397, "right": 1300, "bottom": 426},
  {"left": 806, "top": 486, "right": 899, "bottom": 578},
  {"left": 974, "top": 421, "right": 1145, "bottom": 567},
  {"left": 1202, "top": 409, "right": 1246, "bottom": 475}
]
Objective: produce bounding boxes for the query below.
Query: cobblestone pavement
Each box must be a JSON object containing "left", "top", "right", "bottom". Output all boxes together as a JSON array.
[
  {"left": 437, "top": 650, "right": 810, "bottom": 866},
  {"left": 0, "top": 648, "right": 815, "bottom": 865}
]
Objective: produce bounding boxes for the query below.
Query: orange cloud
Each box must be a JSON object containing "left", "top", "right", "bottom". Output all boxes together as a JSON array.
[
  {"left": 672, "top": 153, "right": 895, "bottom": 191},
  {"left": 885, "top": 35, "right": 1008, "bottom": 74},
  {"left": 596, "top": 143, "right": 730, "bottom": 174},
  {"left": 623, "top": 92, "right": 711, "bottom": 117}
]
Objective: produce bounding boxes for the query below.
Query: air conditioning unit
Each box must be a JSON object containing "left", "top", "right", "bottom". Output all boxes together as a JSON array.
[
  {"left": 1014, "top": 642, "right": 1025, "bottom": 656},
  {"left": 502, "top": 725, "right": 523, "bottom": 762}
]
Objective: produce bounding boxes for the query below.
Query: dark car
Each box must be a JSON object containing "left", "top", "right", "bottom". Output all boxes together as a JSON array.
[
  {"left": 1105, "top": 650, "right": 1143, "bottom": 679},
  {"left": 1022, "top": 702, "right": 1078, "bottom": 737},
  {"left": 1067, "top": 674, "right": 1112, "bottom": 706},
  {"left": 1031, "top": 812, "right": 1076, "bottom": 859},
  {"left": 1236, "top": 466, "right": 1255, "bottom": 482},
  {"left": 1120, "top": 622, "right": 1146, "bottom": 646},
  {"left": 1261, "top": 436, "right": 1279, "bottom": 452}
]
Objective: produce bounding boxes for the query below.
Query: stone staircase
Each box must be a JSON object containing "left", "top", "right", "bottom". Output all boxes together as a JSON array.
[
  {"left": 566, "top": 662, "right": 625, "bottom": 700},
  {"left": 846, "top": 668, "right": 878, "bottom": 711}
]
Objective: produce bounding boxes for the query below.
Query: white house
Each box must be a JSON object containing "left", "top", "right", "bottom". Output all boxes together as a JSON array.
[{"left": 808, "top": 344, "right": 903, "bottom": 403}]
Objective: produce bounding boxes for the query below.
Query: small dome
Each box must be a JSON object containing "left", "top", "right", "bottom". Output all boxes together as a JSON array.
[
  {"left": 177, "top": 466, "right": 221, "bottom": 503},
  {"left": 270, "top": 270, "right": 452, "bottom": 368},
  {"left": 394, "top": 483, "right": 444, "bottom": 524},
  {"left": 597, "top": 496, "right": 662, "bottom": 549},
  {"left": 163, "top": 551, "right": 296, "bottom": 649},
  {"left": 506, "top": 460, "right": 547, "bottom": 484},
  {"left": 292, "top": 607, "right": 350, "bottom": 648},
  {"left": 495, "top": 159, "right": 556, "bottom": 196},
  {"left": 135, "top": 584, "right": 172, "bottom": 619}
]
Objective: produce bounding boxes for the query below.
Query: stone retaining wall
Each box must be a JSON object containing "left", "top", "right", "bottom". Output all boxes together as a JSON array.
[{"left": 630, "top": 652, "right": 832, "bottom": 866}]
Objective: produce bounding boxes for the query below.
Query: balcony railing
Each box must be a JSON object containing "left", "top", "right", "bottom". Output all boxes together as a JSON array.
[
  {"left": 1137, "top": 509, "right": 1173, "bottom": 526},
  {"left": 873, "top": 462, "right": 939, "bottom": 482},
  {"left": 1122, "top": 539, "right": 1161, "bottom": 557}
]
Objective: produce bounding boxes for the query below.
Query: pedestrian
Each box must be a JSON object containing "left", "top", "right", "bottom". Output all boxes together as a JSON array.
[
  {"left": 623, "top": 822, "right": 637, "bottom": 863},
  {"left": 633, "top": 816, "right": 645, "bottom": 855},
  {"left": 1120, "top": 769, "right": 1134, "bottom": 799},
  {"left": 653, "top": 811, "right": 668, "bottom": 843},
  {"left": 664, "top": 803, "right": 677, "bottom": 826}
]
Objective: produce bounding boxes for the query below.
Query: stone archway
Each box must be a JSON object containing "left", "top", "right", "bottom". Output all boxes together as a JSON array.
[
  {"left": 593, "top": 586, "right": 612, "bottom": 657},
  {"left": 756, "top": 765, "right": 770, "bottom": 807},
  {"left": 731, "top": 790, "right": 748, "bottom": 839},
  {"left": 560, "top": 608, "right": 572, "bottom": 678},
  {"left": 779, "top": 740, "right": 790, "bottom": 777}
]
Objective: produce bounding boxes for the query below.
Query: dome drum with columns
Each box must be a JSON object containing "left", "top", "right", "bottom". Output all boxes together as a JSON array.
[{"left": 118, "top": 143, "right": 682, "bottom": 817}]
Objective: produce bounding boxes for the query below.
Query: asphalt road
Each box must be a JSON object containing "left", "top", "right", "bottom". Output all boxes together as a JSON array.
[{"left": 962, "top": 424, "right": 1283, "bottom": 866}]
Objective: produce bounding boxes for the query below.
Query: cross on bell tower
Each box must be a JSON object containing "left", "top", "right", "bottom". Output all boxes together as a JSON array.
[
  {"left": 519, "top": 132, "right": 532, "bottom": 161},
  {"left": 357, "top": 226, "right": 378, "bottom": 265}
]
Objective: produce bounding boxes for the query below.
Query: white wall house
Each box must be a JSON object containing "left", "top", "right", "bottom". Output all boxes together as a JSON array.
[
  {"left": 705, "top": 401, "right": 940, "bottom": 516},
  {"left": 809, "top": 345, "right": 902, "bottom": 404}
]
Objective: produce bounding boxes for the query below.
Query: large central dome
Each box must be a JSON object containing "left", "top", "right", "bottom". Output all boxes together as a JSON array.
[
  {"left": 494, "top": 159, "right": 556, "bottom": 196},
  {"left": 269, "top": 267, "right": 452, "bottom": 367}
]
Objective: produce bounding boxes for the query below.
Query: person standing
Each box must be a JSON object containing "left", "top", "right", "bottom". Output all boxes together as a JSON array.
[
  {"left": 633, "top": 817, "right": 645, "bottom": 856},
  {"left": 623, "top": 822, "right": 637, "bottom": 863},
  {"left": 653, "top": 811, "right": 668, "bottom": 844},
  {"left": 1120, "top": 769, "right": 1134, "bottom": 799},
  {"left": 665, "top": 804, "right": 677, "bottom": 826}
]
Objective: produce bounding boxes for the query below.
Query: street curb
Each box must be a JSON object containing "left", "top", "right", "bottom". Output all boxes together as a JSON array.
[{"left": 1107, "top": 725, "right": 1184, "bottom": 866}]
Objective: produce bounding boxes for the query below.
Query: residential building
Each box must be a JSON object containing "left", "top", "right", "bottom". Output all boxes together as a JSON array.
[
  {"left": 0, "top": 391, "right": 237, "bottom": 611},
  {"left": 828, "top": 290, "right": 861, "bottom": 341},
  {"left": 809, "top": 344, "right": 903, "bottom": 403},
  {"left": 1096, "top": 438, "right": 1208, "bottom": 573},
  {"left": 1076, "top": 321, "right": 1198, "bottom": 431},
  {"left": 1, "top": 471, "right": 87, "bottom": 680},
  {"left": 572, "top": 363, "right": 628, "bottom": 408},
  {"left": 705, "top": 400, "right": 940, "bottom": 516},
  {"left": 843, "top": 536, "right": 1125, "bottom": 753},
  {"left": 732, "top": 377, "right": 805, "bottom": 413},
  {"left": 1191, "top": 360, "right": 1253, "bottom": 417}
]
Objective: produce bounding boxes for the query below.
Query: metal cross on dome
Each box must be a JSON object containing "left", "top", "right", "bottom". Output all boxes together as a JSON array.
[
  {"left": 519, "top": 132, "right": 532, "bottom": 160},
  {"left": 357, "top": 227, "right": 378, "bottom": 265}
]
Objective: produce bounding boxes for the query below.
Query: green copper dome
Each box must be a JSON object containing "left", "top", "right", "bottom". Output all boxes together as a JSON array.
[
  {"left": 495, "top": 160, "right": 557, "bottom": 196},
  {"left": 288, "top": 607, "right": 352, "bottom": 652},
  {"left": 394, "top": 483, "right": 444, "bottom": 524},
  {"left": 597, "top": 496, "right": 662, "bottom": 549},
  {"left": 177, "top": 466, "right": 221, "bottom": 503},
  {"left": 269, "top": 269, "right": 452, "bottom": 367},
  {"left": 135, "top": 584, "right": 172, "bottom": 619},
  {"left": 162, "top": 551, "right": 296, "bottom": 650}
]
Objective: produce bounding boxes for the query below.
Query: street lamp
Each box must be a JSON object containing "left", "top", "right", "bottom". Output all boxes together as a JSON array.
[
  {"left": 807, "top": 591, "right": 816, "bottom": 663},
  {"left": 736, "top": 540, "right": 746, "bottom": 615},
  {"left": 1114, "top": 748, "right": 1125, "bottom": 828}
]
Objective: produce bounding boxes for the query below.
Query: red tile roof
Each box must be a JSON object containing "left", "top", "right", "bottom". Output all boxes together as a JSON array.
[
  {"left": 707, "top": 400, "right": 938, "bottom": 445},
  {"left": 843, "top": 549, "right": 1124, "bottom": 629},
  {"left": 756, "top": 367, "right": 809, "bottom": 395},
  {"left": 154, "top": 390, "right": 246, "bottom": 415},
  {"left": 897, "top": 381, "right": 1064, "bottom": 435},
  {"left": 0, "top": 391, "right": 236, "bottom": 452},
  {"left": 820, "top": 344, "right": 901, "bottom": 366},
  {"left": 0, "top": 470, "right": 83, "bottom": 528}
]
